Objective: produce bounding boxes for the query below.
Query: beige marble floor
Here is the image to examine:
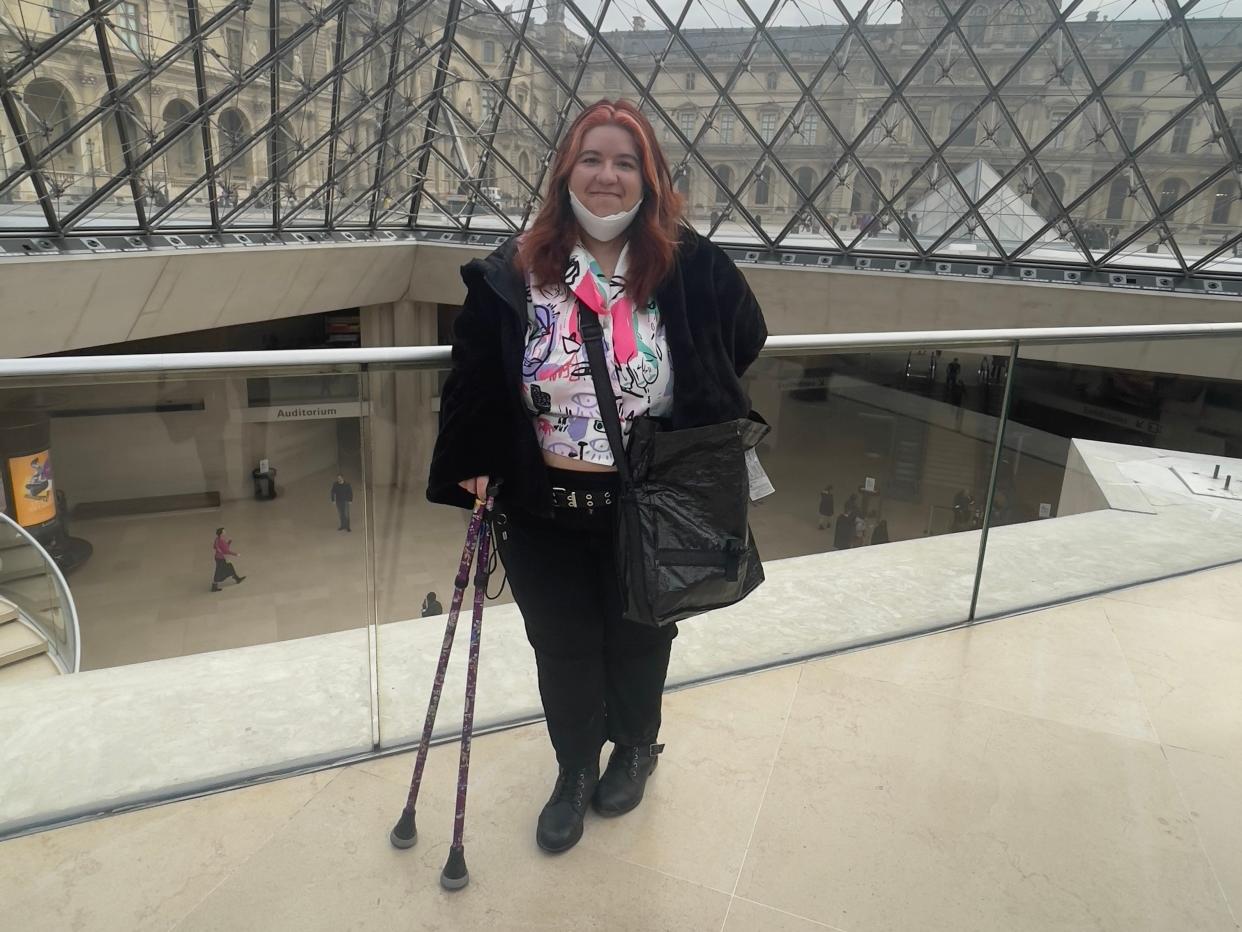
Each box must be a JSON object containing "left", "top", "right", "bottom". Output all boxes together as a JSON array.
[{"left": 3, "top": 567, "right": 1239, "bottom": 932}]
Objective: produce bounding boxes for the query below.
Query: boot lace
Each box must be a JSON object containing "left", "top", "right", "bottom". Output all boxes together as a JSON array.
[
  {"left": 551, "top": 766, "right": 590, "bottom": 811},
  {"left": 625, "top": 746, "right": 641, "bottom": 780}
]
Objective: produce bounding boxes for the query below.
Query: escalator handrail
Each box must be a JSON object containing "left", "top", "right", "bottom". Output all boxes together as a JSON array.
[{"left": 0, "top": 512, "right": 81, "bottom": 674}]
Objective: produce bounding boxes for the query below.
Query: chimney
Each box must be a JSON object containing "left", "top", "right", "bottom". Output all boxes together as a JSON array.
[
  {"left": 1085, "top": 10, "right": 1098, "bottom": 21},
  {"left": 632, "top": 15, "right": 645, "bottom": 30}
]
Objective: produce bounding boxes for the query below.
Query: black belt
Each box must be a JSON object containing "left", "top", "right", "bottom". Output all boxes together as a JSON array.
[{"left": 551, "top": 486, "right": 615, "bottom": 509}]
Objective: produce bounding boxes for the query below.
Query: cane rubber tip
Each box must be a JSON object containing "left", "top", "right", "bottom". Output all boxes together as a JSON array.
[
  {"left": 440, "top": 845, "right": 469, "bottom": 891},
  {"left": 390, "top": 811, "right": 417, "bottom": 849}
]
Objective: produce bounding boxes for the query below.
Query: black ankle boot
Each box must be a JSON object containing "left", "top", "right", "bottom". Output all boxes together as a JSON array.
[
  {"left": 536, "top": 762, "right": 599, "bottom": 853},
  {"left": 592, "top": 743, "right": 664, "bottom": 817}
]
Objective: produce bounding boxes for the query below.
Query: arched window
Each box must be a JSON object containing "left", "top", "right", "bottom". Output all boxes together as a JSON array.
[
  {"left": 850, "top": 166, "right": 882, "bottom": 214},
  {"left": 218, "top": 108, "right": 251, "bottom": 179},
  {"left": 1211, "top": 180, "right": 1237, "bottom": 225},
  {"left": 754, "top": 168, "right": 771, "bottom": 206},
  {"left": 1031, "top": 171, "right": 1066, "bottom": 219},
  {"left": 23, "top": 78, "right": 77, "bottom": 158},
  {"left": 1158, "top": 177, "right": 1186, "bottom": 211},
  {"left": 1106, "top": 176, "right": 1129, "bottom": 220},
  {"left": 795, "top": 167, "right": 815, "bottom": 196},
  {"left": 714, "top": 165, "right": 733, "bottom": 205},
  {"left": 102, "top": 100, "right": 144, "bottom": 175},
  {"left": 949, "top": 104, "right": 976, "bottom": 146},
  {"left": 517, "top": 151, "right": 531, "bottom": 180},
  {"left": 271, "top": 119, "right": 296, "bottom": 182},
  {"left": 162, "top": 99, "right": 202, "bottom": 173},
  {"left": 965, "top": 10, "right": 988, "bottom": 43},
  {"left": 675, "top": 168, "right": 691, "bottom": 197}
]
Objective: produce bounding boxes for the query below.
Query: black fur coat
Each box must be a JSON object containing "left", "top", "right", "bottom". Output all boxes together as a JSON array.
[{"left": 426, "top": 225, "right": 768, "bottom": 515}]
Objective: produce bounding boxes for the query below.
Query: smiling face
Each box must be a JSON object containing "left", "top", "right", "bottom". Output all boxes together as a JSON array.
[{"left": 567, "top": 124, "right": 643, "bottom": 219}]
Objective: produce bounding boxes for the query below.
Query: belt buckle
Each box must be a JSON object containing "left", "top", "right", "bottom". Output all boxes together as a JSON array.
[{"left": 552, "top": 487, "right": 577, "bottom": 509}]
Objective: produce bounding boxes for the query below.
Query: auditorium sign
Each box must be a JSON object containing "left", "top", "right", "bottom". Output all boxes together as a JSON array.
[{"left": 243, "top": 402, "right": 368, "bottom": 423}]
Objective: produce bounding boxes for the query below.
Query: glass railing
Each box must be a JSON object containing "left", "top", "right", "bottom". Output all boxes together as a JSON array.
[
  {"left": 2, "top": 321, "right": 1241, "bottom": 837},
  {"left": 0, "top": 511, "right": 80, "bottom": 677}
]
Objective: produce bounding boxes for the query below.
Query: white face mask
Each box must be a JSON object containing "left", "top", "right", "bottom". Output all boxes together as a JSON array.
[{"left": 569, "top": 189, "right": 643, "bottom": 242}]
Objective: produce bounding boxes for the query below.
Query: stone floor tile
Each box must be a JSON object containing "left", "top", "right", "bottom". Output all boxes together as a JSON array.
[
  {"left": 579, "top": 666, "right": 803, "bottom": 893},
  {"left": 723, "top": 897, "right": 847, "bottom": 931},
  {"left": 1103, "top": 598, "right": 1242, "bottom": 761},
  {"left": 1103, "top": 563, "right": 1242, "bottom": 625},
  {"left": 822, "top": 599, "right": 1158, "bottom": 742},
  {"left": 735, "top": 667, "right": 1234, "bottom": 932},
  {"left": 1165, "top": 746, "right": 1242, "bottom": 926},
  {"left": 174, "top": 764, "right": 730, "bottom": 932},
  {"left": 0, "top": 771, "right": 338, "bottom": 932}
]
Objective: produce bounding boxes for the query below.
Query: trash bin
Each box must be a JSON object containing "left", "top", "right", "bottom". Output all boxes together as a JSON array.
[{"left": 251, "top": 467, "right": 278, "bottom": 500}]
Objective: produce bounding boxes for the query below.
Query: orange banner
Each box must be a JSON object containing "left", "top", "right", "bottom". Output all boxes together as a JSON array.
[{"left": 8, "top": 450, "right": 56, "bottom": 527}]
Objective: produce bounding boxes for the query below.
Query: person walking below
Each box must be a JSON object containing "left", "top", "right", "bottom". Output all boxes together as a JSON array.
[
  {"left": 833, "top": 494, "right": 857, "bottom": 550},
  {"left": 427, "top": 99, "right": 767, "bottom": 856},
  {"left": 421, "top": 591, "right": 443, "bottom": 617},
  {"left": 946, "top": 357, "right": 961, "bottom": 397},
  {"left": 211, "top": 527, "right": 245, "bottom": 592},
  {"left": 817, "top": 483, "right": 835, "bottom": 530},
  {"left": 330, "top": 474, "right": 353, "bottom": 531},
  {"left": 852, "top": 511, "right": 867, "bottom": 548}
]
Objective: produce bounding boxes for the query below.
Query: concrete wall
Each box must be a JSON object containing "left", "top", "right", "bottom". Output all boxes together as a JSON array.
[
  {"left": 5, "top": 239, "right": 1242, "bottom": 386},
  {"left": 6, "top": 239, "right": 1242, "bottom": 362},
  {"left": 0, "top": 242, "right": 415, "bottom": 358},
  {"left": 361, "top": 299, "right": 438, "bottom": 492},
  {"left": 43, "top": 377, "right": 350, "bottom": 507},
  {"left": 1057, "top": 442, "right": 1112, "bottom": 518}
]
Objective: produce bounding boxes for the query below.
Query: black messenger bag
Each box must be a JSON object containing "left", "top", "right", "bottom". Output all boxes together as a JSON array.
[{"left": 578, "top": 305, "right": 768, "bottom": 627}]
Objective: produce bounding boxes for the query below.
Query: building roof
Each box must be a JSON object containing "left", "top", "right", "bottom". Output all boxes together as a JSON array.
[{"left": 602, "top": 18, "right": 1242, "bottom": 60}]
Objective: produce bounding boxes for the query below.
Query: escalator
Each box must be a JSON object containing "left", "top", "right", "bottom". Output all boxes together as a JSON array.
[{"left": 0, "top": 514, "right": 80, "bottom": 685}]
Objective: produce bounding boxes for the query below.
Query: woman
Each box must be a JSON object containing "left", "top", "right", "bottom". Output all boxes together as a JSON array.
[
  {"left": 427, "top": 100, "right": 767, "bottom": 854},
  {"left": 211, "top": 527, "right": 245, "bottom": 592}
]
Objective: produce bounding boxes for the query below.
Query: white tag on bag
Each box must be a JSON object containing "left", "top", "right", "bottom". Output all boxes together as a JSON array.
[{"left": 745, "top": 448, "right": 776, "bottom": 502}]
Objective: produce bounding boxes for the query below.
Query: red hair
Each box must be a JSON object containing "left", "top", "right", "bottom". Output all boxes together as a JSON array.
[{"left": 516, "top": 99, "right": 684, "bottom": 306}]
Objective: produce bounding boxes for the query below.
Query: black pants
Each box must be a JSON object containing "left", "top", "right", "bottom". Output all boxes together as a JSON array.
[
  {"left": 495, "top": 470, "right": 677, "bottom": 769},
  {"left": 336, "top": 500, "right": 351, "bottom": 530}
]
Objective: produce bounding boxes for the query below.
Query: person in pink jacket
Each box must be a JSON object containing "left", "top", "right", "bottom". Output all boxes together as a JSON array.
[{"left": 211, "top": 527, "right": 246, "bottom": 592}]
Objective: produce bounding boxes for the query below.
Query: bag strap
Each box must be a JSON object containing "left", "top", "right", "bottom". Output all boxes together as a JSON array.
[{"left": 577, "top": 301, "right": 634, "bottom": 490}]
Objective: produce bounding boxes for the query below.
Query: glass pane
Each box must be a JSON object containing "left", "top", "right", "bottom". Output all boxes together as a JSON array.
[
  {"left": 0, "top": 366, "right": 374, "bottom": 835},
  {"left": 373, "top": 341, "right": 1008, "bottom": 746},
  {"left": 975, "top": 336, "right": 1242, "bottom": 619}
]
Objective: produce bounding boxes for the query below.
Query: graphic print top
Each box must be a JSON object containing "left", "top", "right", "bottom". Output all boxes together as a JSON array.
[{"left": 520, "top": 242, "right": 674, "bottom": 466}]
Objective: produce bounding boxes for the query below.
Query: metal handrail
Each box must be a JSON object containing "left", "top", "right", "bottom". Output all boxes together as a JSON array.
[
  {"left": 3, "top": 322, "right": 1242, "bottom": 378},
  {"left": 0, "top": 512, "right": 81, "bottom": 675}
]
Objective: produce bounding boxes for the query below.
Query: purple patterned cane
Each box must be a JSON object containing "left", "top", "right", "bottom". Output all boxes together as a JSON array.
[
  {"left": 438, "top": 499, "right": 494, "bottom": 890},
  {"left": 389, "top": 500, "right": 487, "bottom": 851}
]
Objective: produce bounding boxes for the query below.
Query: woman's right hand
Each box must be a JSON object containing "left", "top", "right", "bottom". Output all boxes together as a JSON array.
[{"left": 458, "top": 476, "right": 491, "bottom": 502}]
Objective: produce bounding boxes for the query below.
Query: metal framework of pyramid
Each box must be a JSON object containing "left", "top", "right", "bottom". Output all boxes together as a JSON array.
[{"left": 0, "top": 0, "right": 1239, "bottom": 277}]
